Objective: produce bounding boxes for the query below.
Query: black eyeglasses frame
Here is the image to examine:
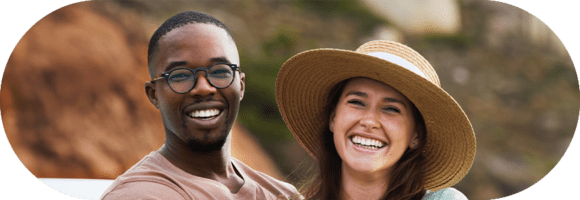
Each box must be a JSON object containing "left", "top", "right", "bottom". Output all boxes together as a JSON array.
[{"left": 151, "top": 63, "right": 240, "bottom": 94}]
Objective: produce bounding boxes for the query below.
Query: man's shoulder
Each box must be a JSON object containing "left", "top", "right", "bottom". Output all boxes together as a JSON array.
[
  {"left": 232, "top": 159, "right": 293, "bottom": 185},
  {"left": 101, "top": 151, "right": 188, "bottom": 199},
  {"left": 108, "top": 151, "right": 171, "bottom": 181},
  {"left": 102, "top": 152, "right": 244, "bottom": 200},
  {"left": 232, "top": 159, "right": 300, "bottom": 196},
  {"left": 101, "top": 181, "right": 187, "bottom": 200},
  {"left": 102, "top": 154, "right": 302, "bottom": 200}
]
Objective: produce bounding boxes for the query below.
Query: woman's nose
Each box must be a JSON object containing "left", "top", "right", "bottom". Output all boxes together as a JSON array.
[{"left": 359, "top": 112, "right": 381, "bottom": 130}]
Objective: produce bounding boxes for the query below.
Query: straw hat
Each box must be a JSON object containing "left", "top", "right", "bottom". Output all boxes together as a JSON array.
[{"left": 275, "top": 40, "right": 475, "bottom": 191}]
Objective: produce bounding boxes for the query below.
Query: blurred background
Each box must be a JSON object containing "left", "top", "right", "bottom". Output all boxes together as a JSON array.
[{"left": 1, "top": 0, "right": 578, "bottom": 199}]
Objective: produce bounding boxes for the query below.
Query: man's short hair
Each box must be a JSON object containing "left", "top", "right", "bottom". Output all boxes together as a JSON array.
[{"left": 147, "top": 11, "right": 234, "bottom": 77}]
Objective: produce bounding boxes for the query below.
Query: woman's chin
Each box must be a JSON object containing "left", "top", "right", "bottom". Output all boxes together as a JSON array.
[
  {"left": 337, "top": 135, "right": 402, "bottom": 177},
  {"left": 342, "top": 157, "right": 391, "bottom": 175}
]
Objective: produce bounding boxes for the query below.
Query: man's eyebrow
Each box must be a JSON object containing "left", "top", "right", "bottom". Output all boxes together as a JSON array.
[
  {"left": 163, "top": 57, "right": 232, "bottom": 72},
  {"left": 164, "top": 61, "right": 188, "bottom": 72},
  {"left": 210, "top": 57, "right": 232, "bottom": 64}
]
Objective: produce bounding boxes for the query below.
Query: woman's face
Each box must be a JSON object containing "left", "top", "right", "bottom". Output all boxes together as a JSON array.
[{"left": 330, "top": 78, "right": 418, "bottom": 175}]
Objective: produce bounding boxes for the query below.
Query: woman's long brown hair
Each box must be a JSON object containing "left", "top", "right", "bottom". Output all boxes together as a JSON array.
[{"left": 301, "top": 79, "right": 427, "bottom": 200}]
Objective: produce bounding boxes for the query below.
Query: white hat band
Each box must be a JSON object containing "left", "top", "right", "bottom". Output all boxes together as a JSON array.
[{"left": 367, "top": 52, "right": 427, "bottom": 79}]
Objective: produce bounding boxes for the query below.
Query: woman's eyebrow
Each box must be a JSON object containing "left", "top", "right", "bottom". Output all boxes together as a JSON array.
[
  {"left": 382, "top": 97, "right": 407, "bottom": 108},
  {"left": 345, "top": 90, "right": 407, "bottom": 108},
  {"left": 345, "top": 91, "right": 367, "bottom": 98}
]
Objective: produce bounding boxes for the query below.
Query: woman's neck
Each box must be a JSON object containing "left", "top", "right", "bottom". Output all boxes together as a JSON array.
[{"left": 340, "top": 163, "right": 391, "bottom": 200}]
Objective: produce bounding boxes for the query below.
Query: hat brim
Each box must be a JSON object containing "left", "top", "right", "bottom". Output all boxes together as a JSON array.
[{"left": 275, "top": 48, "right": 475, "bottom": 191}]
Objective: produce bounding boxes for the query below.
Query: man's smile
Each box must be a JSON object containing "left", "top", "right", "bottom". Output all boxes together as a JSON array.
[
  {"left": 188, "top": 108, "right": 221, "bottom": 119},
  {"left": 183, "top": 100, "right": 228, "bottom": 128}
]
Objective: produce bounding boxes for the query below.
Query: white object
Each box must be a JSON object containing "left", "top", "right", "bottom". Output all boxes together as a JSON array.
[
  {"left": 367, "top": 52, "right": 427, "bottom": 79},
  {"left": 39, "top": 178, "right": 114, "bottom": 200},
  {"left": 359, "top": 0, "right": 461, "bottom": 34}
]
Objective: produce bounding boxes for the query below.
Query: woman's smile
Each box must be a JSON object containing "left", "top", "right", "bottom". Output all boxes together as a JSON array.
[{"left": 350, "top": 135, "right": 386, "bottom": 150}]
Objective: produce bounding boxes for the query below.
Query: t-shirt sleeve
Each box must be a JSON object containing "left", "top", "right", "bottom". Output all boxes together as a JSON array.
[
  {"left": 101, "top": 181, "right": 187, "bottom": 200},
  {"left": 422, "top": 188, "right": 467, "bottom": 200}
]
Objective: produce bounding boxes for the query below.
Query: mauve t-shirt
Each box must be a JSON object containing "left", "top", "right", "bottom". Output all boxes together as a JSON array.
[{"left": 100, "top": 151, "right": 301, "bottom": 200}]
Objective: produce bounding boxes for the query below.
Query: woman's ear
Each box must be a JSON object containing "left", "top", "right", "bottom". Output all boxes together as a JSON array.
[
  {"left": 145, "top": 81, "right": 159, "bottom": 109},
  {"left": 409, "top": 133, "right": 419, "bottom": 149},
  {"left": 329, "top": 110, "right": 336, "bottom": 132}
]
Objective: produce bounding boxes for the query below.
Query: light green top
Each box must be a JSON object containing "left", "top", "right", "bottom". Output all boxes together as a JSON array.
[{"left": 422, "top": 188, "right": 468, "bottom": 200}]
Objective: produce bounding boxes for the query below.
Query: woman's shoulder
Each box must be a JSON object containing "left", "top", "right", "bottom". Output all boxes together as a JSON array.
[{"left": 422, "top": 188, "right": 467, "bottom": 200}]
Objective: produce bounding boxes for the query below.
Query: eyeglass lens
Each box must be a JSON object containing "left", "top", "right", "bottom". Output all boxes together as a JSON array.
[{"left": 167, "top": 64, "right": 235, "bottom": 93}]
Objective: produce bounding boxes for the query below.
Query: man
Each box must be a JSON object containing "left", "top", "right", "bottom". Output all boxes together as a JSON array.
[{"left": 101, "top": 11, "right": 300, "bottom": 200}]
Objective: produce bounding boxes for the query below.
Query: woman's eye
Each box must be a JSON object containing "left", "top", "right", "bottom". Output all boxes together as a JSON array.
[
  {"left": 347, "top": 99, "right": 365, "bottom": 106},
  {"left": 383, "top": 106, "right": 401, "bottom": 113}
]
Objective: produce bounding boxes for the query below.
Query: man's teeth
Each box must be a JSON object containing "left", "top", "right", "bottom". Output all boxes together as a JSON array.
[
  {"left": 351, "top": 135, "right": 386, "bottom": 149},
  {"left": 189, "top": 109, "right": 220, "bottom": 118}
]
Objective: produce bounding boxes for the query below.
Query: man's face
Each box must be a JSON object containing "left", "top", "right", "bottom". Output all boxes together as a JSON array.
[{"left": 147, "top": 23, "right": 244, "bottom": 153}]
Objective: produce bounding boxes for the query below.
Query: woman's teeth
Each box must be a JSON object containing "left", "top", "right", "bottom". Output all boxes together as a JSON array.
[
  {"left": 351, "top": 135, "right": 386, "bottom": 149},
  {"left": 189, "top": 109, "right": 221, "bottom": 118}
]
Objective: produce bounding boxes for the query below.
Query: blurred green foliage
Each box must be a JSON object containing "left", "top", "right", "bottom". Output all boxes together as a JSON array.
[
  {"left": 293, "top": 0, "right": 386, "bottom": 33},
  {"left": 237, "top": 26, "right": 303, "bottom": 173},
  {"left": 421, "top": 33, "right": 470, "bottom": 50}
]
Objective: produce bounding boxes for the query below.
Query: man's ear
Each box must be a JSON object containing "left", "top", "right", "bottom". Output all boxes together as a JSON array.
[
  {"left": 145, "top": 81, "right": 159, "bottom": 109},
  {"left": 239, "top": 72, "right": 245, "bottom": 100}
]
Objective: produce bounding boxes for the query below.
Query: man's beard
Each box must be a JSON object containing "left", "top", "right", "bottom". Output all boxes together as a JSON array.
[
  {"left": 182, "top": 111, "right": 232, "bottom": 153},
  {"left": 185, "top": 129, "right": 229, "bottom": 153}
]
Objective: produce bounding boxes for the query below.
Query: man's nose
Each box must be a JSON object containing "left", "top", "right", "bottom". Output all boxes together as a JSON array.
[{"left": 188, "top": 72, "right": 217, "bottom": 97}]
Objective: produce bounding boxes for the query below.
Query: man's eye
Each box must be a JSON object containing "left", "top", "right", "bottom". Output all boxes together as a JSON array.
[
  {"left": 169, "top": 73, "right": 191, "bottom": 82},
  {"left": 210, "top": 70, "right": 232, "bottom": 78}
]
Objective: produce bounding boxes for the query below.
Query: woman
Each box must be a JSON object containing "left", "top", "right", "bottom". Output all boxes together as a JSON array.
[{"left": 276, "top": 40, "right": 476, "bottom": 200}]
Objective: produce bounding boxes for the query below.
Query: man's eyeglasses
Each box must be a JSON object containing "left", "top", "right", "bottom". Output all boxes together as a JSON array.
[{"left": 151, "top": 63, "right": 240, "bottom": 94}]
